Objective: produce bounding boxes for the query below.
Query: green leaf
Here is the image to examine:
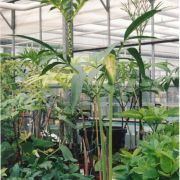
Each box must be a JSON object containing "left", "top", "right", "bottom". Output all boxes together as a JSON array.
[
  {"left": 91, "top": 43, "right": 118, "bottom": 63},
  {"left": 132, "top": 167, "right": 144, "bottom": 174},
  {"left": 32, "top": 138, "right": 54, "bottom": 149},
  {"left": 160, "top": 153, "right": 173, "bottom": 174},
  {"left": 87, "top": 68, "right": 100, "bottom": 81},
  {"left": 124, "top": 9, "right": 160, "bottom": 41},
  {"left": 71, "top": 173, "right": 92, "bottom": 180},
  {"left": 171, "top": 158, "right": 179, "bottom": 174},
  {"left": 68, "top": 164, "right": 79, "bottom": 173},
  {"left": 70, "top": 67, "right": 85, "bottom": 112},
  {"left": 32, "top": 170, "right": 42, "bottom": 178},
  {"left": 105, "top": 53, "right": 116, "bottom": 85},
  {"left": 39, "top": 161, "right": 53, "bottom": 170},
  {"left": 115, "top": 109, "right": 142, "bottom": 119},
  {"left": 1, "top": 142, "right": 15, "bottom": 165},
  {"left": 59, "top": 144, "right": 77, "bottom": 162},
  {"left": 0, "top": 168, "right": 7, "bottom": 177},
  {"left": 172, "top": 77, "right": 179, "bottom": 87},
  {"left": 10, "top": 164, "right": 20, "bottom": 177},
  {"left": 113, "top": 165, "right": 128, "bottom": 180},
  {"left": 104, "top": 43, "right": 118, "bottom": 56},
  {"left": 41, "top": 62, "right": 65, "bottom": 75},
  {"left": 143, "top": 168, "right": 158, "bottom": 179},
  {"left": 163, "top": 77, "right": 171, "bottom": 91},
  {"left": 49, "top": 6, "right": 56, "bottom": 11},
  {"left": 120, "top": 149, "right": 133, "bottom": 158},
  {"left": 113, "top": 165, "right": 127, "bottom": 172},
  {"left": 15, "top": 35, "right": 57, "bottom": 53},
  {"left": 113, "top": 175, "right": 127, "bottom": 180},
  {"left": 133, "top": 148, "right": 141, "bottom": 156},
  {"left": 158, "top": 170, "right": 171, "bottom": 177},
  {"left": 73, "top": 0, "right": 88, "bottom": 18},
  {"left": 0, "top": 53, "right": 12, "bottom": 61},
  {"left": 62, "top": 117, "right": 77, "bottom": 129},
  {"left": 155, "top": 62, "right": 171, "bottom": 73},
  {"left": 141, "top": 87, "right": 159, "bottom": 94},
  {"left": 113, "top": 164, "right": 129, "bottom": 178},
  {"left": 166, "top": 107, "right": 179, "bottom": 117},
  {"left": 144, "top": 113, "right": 163, "bottom": 121},
  {"left": 95, "top": 160, "right": 102, "bottom": 172},
  {"left": 127, "top": 48, "right": 145, "bottom": 77}
]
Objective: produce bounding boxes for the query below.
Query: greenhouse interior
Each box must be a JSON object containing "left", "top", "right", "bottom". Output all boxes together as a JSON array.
[{"left": 0, "top": 0, "right": 179, "bottom": 179}]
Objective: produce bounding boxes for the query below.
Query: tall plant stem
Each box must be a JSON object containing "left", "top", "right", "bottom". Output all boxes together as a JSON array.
[
  {"left": 108, "top": 86, "right": 114, "bottom": 180},
  {"left": 93, "top": 99, "right": 102, "bottom": 180},
  {"left": 96, "top": 94, "right": 107, "bottom": 180},
  {"left": 13, "top": 119, "right": 22, "bottom": 163},
  {"left": 138, "top": 38, "right": 142, "bottom": 108},
  {"left": 138, "top": 38, "right": 144, "bottom": 140}
]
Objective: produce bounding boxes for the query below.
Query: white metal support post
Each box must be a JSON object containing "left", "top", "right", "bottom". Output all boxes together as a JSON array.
[
  {"left": 106, "top": 0, "right": 111, "bottom": 45},
  {"left": 150, "top": 0, "right": 155, "bottom": 104},
  {"left": 0, "top": 12, "right": 12, "bottom": 29},
  {"left": 100, "top": 0, "right": 111, "bottom": 45},
  {"left": 0, "top": 10, "right": 16, "bottom": 56},
  {"left": 39, "top": 6, "right": 42, "bottom": 41},
  {"left": 11, "top": 9, "right": 16, "bottom": 57}
]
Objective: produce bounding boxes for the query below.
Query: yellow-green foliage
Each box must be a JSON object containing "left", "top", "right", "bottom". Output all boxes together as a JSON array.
[{"left": 105, "top": 54, "right": 116, "bottom": 85}]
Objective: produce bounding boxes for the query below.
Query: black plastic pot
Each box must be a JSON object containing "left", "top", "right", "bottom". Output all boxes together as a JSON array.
[
  {"left": 108, "top": 126, "right": 127, "bottom": 153},
  {"left": 79, "top": 126, "right": 127, "bottom": 154}
]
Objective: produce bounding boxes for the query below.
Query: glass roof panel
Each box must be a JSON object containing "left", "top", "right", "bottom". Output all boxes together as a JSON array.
[{"left": 0, "top": 0, "right": 179, "bottom": 60}]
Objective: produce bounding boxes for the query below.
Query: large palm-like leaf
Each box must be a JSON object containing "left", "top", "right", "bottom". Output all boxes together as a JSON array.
[
  {"left": 127, "top": 47, "right": 145, "bottom": 78},
  {"left": 124, "top": 9, "right": 161, "bottom": 41},
  {"left": 15, "top": 35, "right": 57, "bottom": 53},
  {"left": 116, "top": 107, "right": 179, "bottom": 132},
  {"left": 115, "top": 109, "right": 143, "bottom": 119},
  {"left": 155, "top": 64, "right": 179, "bottom": 91},
  {"left": 14, "top": 35, "right": 76, "bottom": 75},
  {"left": 41, "top": 0, "right": 88, "bottom": 21}
]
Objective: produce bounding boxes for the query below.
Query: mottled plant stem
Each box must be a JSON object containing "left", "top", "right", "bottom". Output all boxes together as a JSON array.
[
  {"left": 108, "top": 86, "right": 114, "bottom": 180},
  {"left": 96, "top": 94, "right": 107, "bottom": 180}
]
